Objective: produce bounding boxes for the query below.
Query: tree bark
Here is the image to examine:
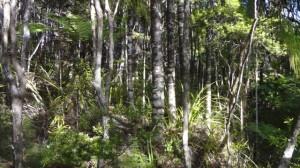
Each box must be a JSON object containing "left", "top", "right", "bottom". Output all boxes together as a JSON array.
[
  {"left": 103, "top": 0, "right": 120, "bottom": 141},
  {"left": 166, "top": 0, "right": 176, "bottom": 126},
  {"left": 104, "top": 0, "right": 115, "bottom": 105},
  {"left": 177, "top": 0, "right": 184, "bottom": 82},
  {"left": 279, "top": 114, "right": 300, "bottom": 168},
  {"left": 150, "top": 0, "right": 165, "bottom": 148},
  {"left": 91, "top": 0, "right": 107, "bottom": 167},
  {"left": 205, "top": 0, "right": 218, "bottom": 134},
  {"left": 1, "top": 0, "right": 31, "bottom": 167},
  {"left": 91, "top": 0, "right": 97, "bottom": 80},
  {"left": 21, "top": 0, "right": 32, "bottom": 70},
  {"left": 179, "top": 0, "right": 192, "bottom": 167},
  {"left": 205, "top": 26, "right": 213, "bottom": 132},
  {"left": 127, "top": 9, "right": 134, "bottom": 107},
  {"left": 94, "top": 0, "right": 103, "bottom": 90},
  {"left": 11, "top": 0, "right": 25, "bottom": 167}
]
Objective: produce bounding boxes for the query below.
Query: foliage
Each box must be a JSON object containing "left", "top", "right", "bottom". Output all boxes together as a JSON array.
[
  {"left": 255, "top": 19, "right": 287, "bottom": 56},
  {"left": 24, "top": 143, "right": 44, "bottom": 168},
  {"left": 119, "top": 145, "right": 155, "bottom": 168},
  {"left": 41, "top": 126, "right": 102, "bottom": 167},
  {"left": 125, "top": 0, "right": 150, "bottom": 25},
  {"left": 0, "top": 107, "right": 12, "bottom": 160},
  {"left": 29, "top": 23, "right": 50, "bottom": 33},
  {"left": 248, "top": 72, "right": 300, "bottom": 166},
  {"left": 247, "top": 123, "right": 287, "bottom": 149},
  {"left": 46, "top": 60, "right": 96, "bottom": 126},
  {"left": 46, "top": 12, "right": 92, "bottom": 41},
  {"left": 278, "top": 21, "right": 300, "bottom": 77},
  {"left": 257, "top": 74, "right": 300, "bottom": 128},
  {"left": 189, "top": 85, "right": 227, "bottom": 132},
  {"left": 2, "top": 0, "right": 300, "bottom": 167},
  {"left": 171, "top": 87, "right": 238, "bottom": 166},
  {"left": 23, "top": 117, "right": 44, "bottom": 168}
]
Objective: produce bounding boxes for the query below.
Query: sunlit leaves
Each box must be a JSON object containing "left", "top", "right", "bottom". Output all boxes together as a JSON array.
[
  {"left": 29, "top": 23, "right": 49, "bottom": 33},
  {"left": 225, "top": 0, "right": 241, "bottom": 9},
  {"left": 47, "top": 12, "right": 92, "bottom": 41},
  {"left": 255, "top": 19, "right": 287, "bottom": 56},
  {"left": 191, "top": 0, "right": 251, "bottom": 40},
  {"left": 41, "top": 127, "right": 102, "bottom": 167},
  {"left": 125, "top": 0, "right": 150, "bottom": 25},
  {"left": 278, "top": 21, "right": 300, "bottom": 77},
  {"left": 17, "top": 22, "right": 49, "bottom": 35}
]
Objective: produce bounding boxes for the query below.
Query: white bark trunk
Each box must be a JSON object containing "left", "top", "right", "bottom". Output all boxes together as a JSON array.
[{"left": 279, "top": 114, "right": 300, "bottom": 168}]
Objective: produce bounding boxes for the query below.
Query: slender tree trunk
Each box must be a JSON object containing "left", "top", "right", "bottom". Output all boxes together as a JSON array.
[
  {"left": 11, "top": 0, "right": 25, "bottom": 167},
  {"left": 118, "top": 10, "right": 126, "bottom": 87},
  {"left": 104, "top": 0, "right": 113, "bottom": 144},
  {"left": 166, "top": 0, "right": 176, "bottom": 126},
  {"left": 254, "top": 52, "right": 260, "bottom": 160},
  {"left": 54, "top": 44, "right": 62, "bottom": 89},
  {"left": 279, "top": 114, "right": 300, "bottom": 168},
  {"left": 91, "top": 0, "right": 107, "bottom": 167},
  {"left": 103, "top": 0, "right": 120, "bottom": 142},
  {"left": 150, "top": 0, "right": 165, "bottom": 149},
  {"left": 255, "top": 53, "right": 259, "bottom": 130},
  {"left": 205, "top": 0, "right": 218, "bottom": 134},
  {"left": 94, "top": 0, "right": 103, "bottom": 90},
  {"left": 215, "top": 48, "right": 223, "bottom": 113},
  {"left": 177, "top": 0, "right": 184, "bottom": 82},
  {"left": 179, "top": 0, "right": 192, "bottom": 167},
  {"left": 241, "top": 59, "right": 250, "bottom": 131},
  {"left": 218, "top": 0, "right": 259, "bottom": 155},
  {"left": 142, "top": 30, "right": 147, "bottom": 112},
  {"left": 91, "top": 0, "right": 97, "bottom": 78},
  {"left": 1, "top": 0, "right": 31, "bottom": 167},
  {"left": 205, "top": 26, "right": 213, "bottom": 132},
  {"left": 21, "top": 0, "right": 32, "bottom": 71},
  {"left": 105, "top": 0, "right": 114, "bottom": 105},
  {"left": 127, "top": 9, "right": 134, "bottom": 107}
]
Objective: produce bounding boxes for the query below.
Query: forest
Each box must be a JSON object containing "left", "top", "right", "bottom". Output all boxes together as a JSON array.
[{"left": 1, "top": 0, "right": 300, "bottom": 167}]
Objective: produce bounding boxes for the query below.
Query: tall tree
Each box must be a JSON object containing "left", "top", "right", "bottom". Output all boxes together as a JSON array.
[
  {"left": 90, "top": 0, "right": 107, "bottom": 167},
  {"left": 179, "top": 0, "right": 192, "bottom": 167},
  {"left": 93, "top": 0, "right": 104, "bottom": 100},
  {"left": 205, "top": 26, "right": 213, "bottom": 132},
  {"left": 104, "top": 0, "right": 120, "bottom": 105},
  {"left": 219, "top": 0, "right": 259, "bottom": 155},
  {"left": 150, "top": 0, "right": 165, "bottom": 148},
  {"left": 21, "top": 0, "right": 32, "bottom": 71},
  {"left": 91, "top": 0, "right": 107, "bottom": 110},
  {"left": 166, "top": 0, "right": 176, "bottom": 126},
  {"left": 205, "top": 0, "right": 218, "bottom": 133},
  {"left": 0, "top": 0, "right": 32, "bottom": 166},
  {"left": 127, "top": 8, "right": 134, "bottom": 107}
]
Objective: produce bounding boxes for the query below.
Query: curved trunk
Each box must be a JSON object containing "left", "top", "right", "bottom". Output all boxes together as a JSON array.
[
  {"left": 11, "top": 0, "right": 25, "bottom": 166},
  {"left": 218, "top": 0, "right": 259, "bottom": 155},
  {"left": 1, "top": 0, "right": 32, "bottom": 167},
  {"left": 91, "top": 1, "right": 107, "bottom": 167}
]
